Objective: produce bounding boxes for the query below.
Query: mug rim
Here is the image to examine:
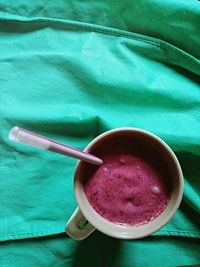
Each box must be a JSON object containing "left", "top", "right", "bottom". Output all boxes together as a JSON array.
[{"left": 74, "top": 127, "right": 184, "bottom": 239}]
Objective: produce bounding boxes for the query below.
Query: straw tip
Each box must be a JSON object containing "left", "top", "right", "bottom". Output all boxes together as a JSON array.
[
  {"left": 9, "top": 126, "right": 19, "bottom": 141},
  {"left": 96, "top": 159, "right": 104, "bottom": 166}
]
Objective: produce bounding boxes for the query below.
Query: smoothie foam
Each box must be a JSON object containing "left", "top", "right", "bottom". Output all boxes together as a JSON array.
[{"left": 83, "top": 135, "right": 171, "bottom": 226}]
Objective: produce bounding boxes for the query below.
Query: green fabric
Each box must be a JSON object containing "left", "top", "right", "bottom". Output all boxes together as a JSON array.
[
  {"left": 0, "top": 0, "right": 200, "bottom": 266},
  {"left": 1, "top": 233, "right": 200, "bottom": 267}
]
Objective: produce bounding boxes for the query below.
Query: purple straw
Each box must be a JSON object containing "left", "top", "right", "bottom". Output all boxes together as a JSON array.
[{"left": 9, "top": 127, "right": 103, "bottom": 166}]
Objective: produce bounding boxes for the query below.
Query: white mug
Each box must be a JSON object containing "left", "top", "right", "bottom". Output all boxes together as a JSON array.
[{"left": 66, "top": 128, "right": 183, "bottom": 240}]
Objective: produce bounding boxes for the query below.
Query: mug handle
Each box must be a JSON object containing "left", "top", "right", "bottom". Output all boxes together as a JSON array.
[{"left": 65, "top": 207, "right": 95, "bottom": 240}]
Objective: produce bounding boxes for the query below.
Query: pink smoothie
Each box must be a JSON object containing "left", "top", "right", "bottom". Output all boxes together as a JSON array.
[{"left": 83, "top": 135, "right": 171, "bottom": 226}]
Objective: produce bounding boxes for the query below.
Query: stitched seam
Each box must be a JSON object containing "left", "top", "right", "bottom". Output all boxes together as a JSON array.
[
  {"left": 157, "top": 230, "right": 200, "bottom": 234},
  {"left": 0, "top": 14, "right": 160, "bottom": 46},
  {"left": 0, "top": 228, "right": 63, "bottom": 238},
  {"left": 0, "top": 14, "right": 200, "bottom": 70},
  {"left": 0, "top": 229, "right": 200, "bottom": 240},
  {"left": 154, "top": 231, "right": 200, "bottom": 237}
]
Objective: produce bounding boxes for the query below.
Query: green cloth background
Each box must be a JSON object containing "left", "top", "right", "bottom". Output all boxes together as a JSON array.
[{"left": 0, "top": 0, "right": 200, "bottom": 266}]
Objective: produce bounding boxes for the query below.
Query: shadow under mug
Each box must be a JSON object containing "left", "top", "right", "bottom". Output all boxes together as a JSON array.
[{"left": 66, "top": 128, "right": 184, "bottom": 240}]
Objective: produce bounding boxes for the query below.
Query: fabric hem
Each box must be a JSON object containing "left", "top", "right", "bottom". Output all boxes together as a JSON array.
[
  {"left": 0, "top": 12, "right": 200, "bottom": 71},
  {"left": 0, "top": 229, "right": 199, "bottom": 242}
]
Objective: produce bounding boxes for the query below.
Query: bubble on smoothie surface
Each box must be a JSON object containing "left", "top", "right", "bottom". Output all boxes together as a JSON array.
[
  {"left": 119, "top": 156, "right": 127, "bottom": 164},
  {"left": 103, "top": 167, "right": 109, "bottom": 173},
  {"left": 151, "top": 185, "right": 161, "bottom": 194}
]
